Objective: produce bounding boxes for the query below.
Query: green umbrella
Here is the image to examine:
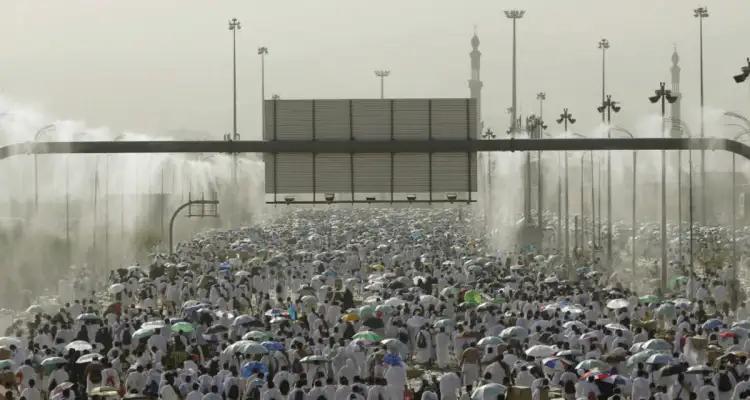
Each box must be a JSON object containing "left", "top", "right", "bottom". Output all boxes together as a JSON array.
[
  {"left": 639, "top": 295, "right": 660, "bottom": 304},
  {"left": 464, "top": 290, "right": 482, "bottom": 305},
  {"left": 171, "top": 322, "right": 194, "bottom": 334},
  {"left": 352, "top": 331, "right": 382, "bottom": 342}
]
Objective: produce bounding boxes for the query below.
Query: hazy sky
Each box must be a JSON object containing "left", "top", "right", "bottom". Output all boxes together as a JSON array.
[{"left": 1, "top": 0, "right": 749, "bottom": 140}]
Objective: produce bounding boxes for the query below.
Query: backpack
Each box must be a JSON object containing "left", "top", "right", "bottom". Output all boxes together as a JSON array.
[
  {"left": 416, "top": 331, "right": 427, "bottom": 349},
  {"left": 228, "top": 384, "right": 240, "bottom": 400},
  {"left": 718, "top": 372, "right": 732, "bottom": 392}
]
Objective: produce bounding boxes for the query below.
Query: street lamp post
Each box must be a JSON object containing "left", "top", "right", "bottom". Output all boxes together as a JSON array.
[
  {"left": 598, "top": 38, "right": 610, "bottom": 123},
  {"left": 536, "top": 92, "right": 546, "bottom": 230},
  {"left": 228, "top": 18, "right": 241, "bottom": 141},
  {"left": 483, "top": 128, "right": 497, "bottom": 237},
  {"left": 33, "top": 124, "right": 55, "bottom": 213},
  {"left": 694, "top": 6, "right": 709, "bottom": 225},
  {"left": 557, "top": 108, "right": 576, "bottom": 275},
  {"left": 613, "top": 127, "right": 638, "bottom": 279},
  {"left": 597, "top": 94, "right": 621, "bottom": 266},
  {"left": 505, "top": 9, "right": 525, "bottom": 134},
  {"left": 649, "top": 82, "right": 679, "bottom": 292},
  {"left": 259, "top": 46, "right": 269, "bottom": 137},
  {"left": 374, "top": 70, "right": 390, "bottom": 99}
]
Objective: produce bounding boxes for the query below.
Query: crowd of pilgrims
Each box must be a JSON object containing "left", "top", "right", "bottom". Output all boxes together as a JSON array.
[{"left": 1, "top": 209, "right": 749, "bottom": 400}]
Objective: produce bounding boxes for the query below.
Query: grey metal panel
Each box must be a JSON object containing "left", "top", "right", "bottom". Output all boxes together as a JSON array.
[
  {"left": 315, "top": 153, "right": 352, "bottom": 193},
  {"left": 314, "top": 100, "right": 351, "bottom": 141},
  {"left": 352, "top": 100, "right": 390, "bottom": 141},
  {"left": 393, "top": 99, "right": 429, "bottom": 140},
  {"left": 263, "top": 101, "right": 275, "bottom": 141},
  {"left": 431, "top": 99, "right": 473, "bottom": 140},
  {"left": 352, "top": 153, "right": 390, "bottom": 193},
  {"left": 276, "top": 153, "right": 313, "bottom": 193},
  {"left": 275, "top": 100, "right": 313, "bottom": 141},
  {"left": 432, "top": 153, "right": 469, "bottom": 192},
  {"left": 394, "top": 153, "right": 429, "bottom": 194}
]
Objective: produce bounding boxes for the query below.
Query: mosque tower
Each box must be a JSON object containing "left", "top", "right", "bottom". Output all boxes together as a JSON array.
[
  {"left": 469, "top": 30, "right": 483, "bottom": 138},
  {"left": 670, "top": 47, "right": 682, "bottom": 138}
]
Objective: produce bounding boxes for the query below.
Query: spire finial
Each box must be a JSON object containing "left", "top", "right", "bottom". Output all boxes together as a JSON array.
[
  {"left": 672, "top": 44, "right": 679, "bottom": 65},
  {"left": 471, "top": 26, "right": 480, "bottom": 49}
]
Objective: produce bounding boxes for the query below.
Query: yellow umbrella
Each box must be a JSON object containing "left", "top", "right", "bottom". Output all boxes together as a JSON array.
[{"left": 342, "top": 313, "right": 360, "bottom": 322}]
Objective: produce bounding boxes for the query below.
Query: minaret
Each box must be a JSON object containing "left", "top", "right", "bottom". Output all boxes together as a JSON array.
[
  {"left": 469, "top": 30, "right": 483, "bottom": 138},
  {"left": 670, "top": 47, "right": 682, "bottom": 138}
]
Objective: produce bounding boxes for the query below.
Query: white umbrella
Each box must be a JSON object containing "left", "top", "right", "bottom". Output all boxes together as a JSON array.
[
  {"left": 0, "top": 337, "right": 22, "bottom": 348},
  {"left": 500, "top": 326, "right": 528, "bottom": 340},
  {"left": 384, "top": 298, "right": 406, "bottom": 307},
  {"left": 478, "top": 336, "right": 505, "bottom": 347},
  {"left": 605, "top": 323, "right": 629, "bottom": 332},
  {"left": 142, "top": 320, "right": 166, "bottom": 329},
  {"left": 132, "top": 327, "right": 155, "bottom": 341},
  {"left": 41, "top": 357, "right": 68, "bottom": 367},
  {"left": 643, "top": 339, "right": 672, "bottom": 352},
  {"left": 108, "top": 283, "right": 125, "bottom": 294},
  {"left": 65, "top": 340, "right": 92, "bottom": 352},
  {"left": 25, "top": 305, "right": 44, "bottom": 314},
  {"left": 525, "top": 345, "right": 558, "bottom": 358},
  {"left": 76, "top": 353, "right": 103, "bottom": 364},
  {"left": 419, "top": 295, "right": 439, "bottom": 307},
  {"left": 471, "top": 383, "right": 507, "bottom": 400},
  {"left": 606, "top": 299, "right": 630, "bottom": 309}
]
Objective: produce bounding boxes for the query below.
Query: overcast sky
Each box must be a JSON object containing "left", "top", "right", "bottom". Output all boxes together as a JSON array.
[{"left": 1, "top": 0, "right": 749, "bottom": 140}]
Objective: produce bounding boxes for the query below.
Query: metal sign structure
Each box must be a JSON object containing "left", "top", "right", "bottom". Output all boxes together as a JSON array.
[{"left": 263, "top": 99, "right": 478, "bottom": 204}]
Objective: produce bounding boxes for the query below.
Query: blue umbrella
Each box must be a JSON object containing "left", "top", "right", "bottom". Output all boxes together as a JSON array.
[
  {"left": 261, "top": 341, "right": 284, "bottom": 352},
  {"left": 241, "top": 362, "right": 268, "bottom": 378},
  {"left": 383, "top": 352, "right": 402, "bottom": 366},
  {"left": 219, "top": 262, "right": 231, "bottom": 271},
  {"left": 703, "top": 319, "right": 723, "bottom": 331}
]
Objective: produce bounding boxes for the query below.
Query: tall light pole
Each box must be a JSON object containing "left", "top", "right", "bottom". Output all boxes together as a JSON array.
[
  {"left": 483, "top": 128, "right": 497, "bottom": 237},
  {"left": 730, "top": 62, "right": 750, "bottom": 306},
  {"left": 505, "top": 9, "right": 525, "bottom": 134},
  {"left": 536, "top": 92, "right": 546, "bottom": 230},
  {"left": 694, "top": 6, "right": 708, "bottom": 225},
  {"left": 598, "top": 38, "right": 610, "bottom": 123},
  {"left": 33, "top": 124, "right": 55, "bottom": 213},
  {"left": 597, "top": 94, "right": 621, "bottom": 266},
  {"left": 557, "top": 108, "right": 576, "bottom": 275},
  {"left": 649, "top": 82, "right": 678, "bottom": 293},
  {"left": 259, "top": 46, "right": 269, "bottom": 137},
  {"left": 374, "top": 70, "right": 390, "bottom": 99},
  {"left": 613, "top": 127, "right": 637, "bottom": 279},
  {"left": 228, "top": 18, "right": 241, "bottom": 141}
]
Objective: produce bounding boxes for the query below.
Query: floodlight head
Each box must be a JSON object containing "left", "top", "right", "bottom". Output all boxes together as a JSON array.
[
  {"left": 694, "top": 6, "right": 708, "bottom": 18},
  {"left": 406, "top": 194, "right": 417, "bottom": 202},
  {"left": 612, "top": 103, "right": 621, "bottom": 113},
  {"left": 258, "top": 47, "right": 268, "bottom": 55},
  {"left": 284, "top": 196, "right": 295, "bottom": 204},
  {"left": 570, "top": 118, "right": 577, "bottom": 124},
  {"left": 228, "top": 18, "right": 241, "bottom": 30},
  {"left": 536, "top": 92, "right": 546, "bottom": 100},
  {"left": 556, "top": 117, "right": 564, "bottom": 124},
  {"left": 324, "top": 193, "right": 335, "bottom": 203},
  {"left": 446, "top": 193, "right": 458, "bottom": 203},
  {"left": 598, "top": 38, "right": 610, "bottom": 49},
  {"left": 649, "top": 95, "right": 660, "bottom": 104},
  {"left": 504, "top": 10, "right": 525, "bottom": 19},
  {"left": 666, "top": 94, "right": 678, "bottom": 104},
  {"left": 596, "top": 106, "right": 605, "bottom": 113},
  {"left": 374, "top": 70, "right": 391, "bottom": 78},
  {"left": 734, "top": 73, "right": 748, "bottom": 83}
]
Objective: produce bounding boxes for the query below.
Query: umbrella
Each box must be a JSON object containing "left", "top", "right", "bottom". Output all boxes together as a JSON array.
[
  {"left": 300, "top": 355, "right": 329, "bottom": 364},
  {"left": 656, "top": 303, "right": 676, "bottom": 319},
  {"left": 383, "top": 353, "right": 402, "bottom": 366},
  {"left": 270, "top": 316, "right": 289, "bottom": 325},
  {"left": 500, "top": 326, "right": 528, "bottom": 340},
  {"left": 132, "top": 327, "right": 156, "bottom": 341},
  {"left": 241, "top": 361, "right": 268, "bottom": 378},
  {"left": 646, "top": 353, "right": 673, "bottom": 365},
  {"left": 686, "top": 365, "right": 714, "bottom": 374},
  {"left": 563, "top": 321, "right": 586, "bottom": 330},
  {"left": 542, "top": 357, "right": 569, "bottom": 370},
  {"left": 234, "top": 271, "right": 251, "bottom": 277},
  {"left": 556, "top": 349, "right": 583, "bottom": 357},
  {"left": 205, "top": 324, "right": 229, "bottom": 335},
  {"left": 362, "top": 318, "right": 385, "bottom": 330},
  {"left": 733, "top": 320, "right": 750, "bottom": 330},
  {"left": 643, "top": 339, "right": 672, "bottom": 352},
  {"left": 232, "top": 315, "right": 263, "bottom": 328},
  {"left": 476, "top": 302, "right": 498, "bottom": 312},
  {"left": 605, "top": 323, "right": 629, "bottom": 332},
  {"left": 76, "top": 353, "right": 103, "bottom": 364},
  {"left": 0, "top": 337, "right": 22, "bottom": 348},
  {"left": 76, "top": 313, "right": 100, "bottom": 322},
  {"left": 576, "top": 359, "right": 609, "bottom": 371},
  {"left": 406, "top": 315, "right": 428, "bottom": 328},
  {"left": 352, "top": 331, "right": 382, "bottom": 342},
  {"left": 25, "top": 305, "right": 44, "bottom": 314},
  {"left": 464, "top": 290, "right": 483, "bottom": 305},
  {"left": 233, "top": 341, "right": 269, "bottom": 355},
  {"left": 525, "top": 345, "right": 558, "bottom": 358},
  {"left": 419, "top": 295, "right": 439, "bottom": 307},
  {"left": 264, "top": 309, "right": 287, "bottom": 318},
  {"left": 41, "top": 357, "right": 67, "bottom": 367},
  {"left": 433, "top": 319, "right": 454, "bottom": 329},
  {"left": 108, "top": 283, "right": 125, "bottom": 294},
  {"left": 639, "top": 295, "right": 660, "bottom": 304},
  {"left": 141, "top": 320, "right": 166, "bottom": 329},
  {"left": 659, "top": 363, "right": 687, "bottom": 377},
  {"left": 65, "top": 340, "right": 93, "bottom": 352},
  {"left": 627, "top": 350, "right": 659, "bottom": 367},
  {"left": 606, "top": 299, "right": 629, "bottom": 309},
  {"left": 440, "top": 287, "right": 460, "bottom": 297},
  {"left": 471, "top": 383, "right": 507, "bottom": 400},
  {"left": 89, "top": 386, "right": 119, "bottom": 397},
  {"left": 243, "top": 331, "right": 271, "bottom": 341},
  {"left": 342, "top": 313, "right": 359, "bottom": 322},
  {"left": 703, "top": 319, "right": 724, "bottom": 331},
  {"left": 384, "top": 297, "right": 406, "bottom": 307},
  {"left": 171, "top": 322, "right": 194, "bottom": 334},
  {"left": 301, "top": 295, "right": 318, "bottom": 306},
  {"left": 261, "top": 341, "right": 284, "bottom": 352}
]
